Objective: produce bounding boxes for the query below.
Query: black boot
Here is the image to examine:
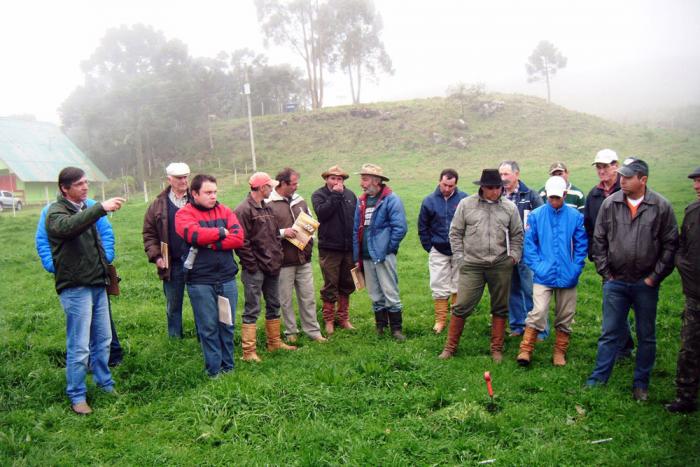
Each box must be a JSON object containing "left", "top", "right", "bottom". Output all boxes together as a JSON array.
[
  {"left": 375, "top": 310, "right": 389, "bottom": 336},
  {"left": 665, "top": 399, "right": 697, "bottom": 413},
  {"left": 388, "top": 311, "right": 406, "bottom": 341}
]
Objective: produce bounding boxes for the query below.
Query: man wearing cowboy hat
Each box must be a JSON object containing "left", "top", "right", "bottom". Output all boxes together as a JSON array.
[
  {"left": 439, "top": 169, "right": 523, "bottom": 362},
  {"left": 312, "top": 165, "right": 358, "bottom": 335},
  {"left": 352, "top": 163, "right": 408, "bottom": 340},
  {"left": 418, "top": 169, "right": 468, "bottom": 334}
]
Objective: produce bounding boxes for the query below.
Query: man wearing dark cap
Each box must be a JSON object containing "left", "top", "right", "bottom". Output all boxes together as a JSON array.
[
  {"left": 666, "top": 167, "right": 700, "bottom": 413},
  {"left": 586, "top": 158, "right": 679, "bottom": 401},
  {"left": 538, "top": 161, "right": 585, "bottom": 212},
  {"left": 439, "top": 169, "right": 523, "bottom": 362},
  {"left": 312, "top": 165, "right": 358, "bottom": 335},
  {"left": 353, "top": 163, "right": 408, "bottom": 340}
]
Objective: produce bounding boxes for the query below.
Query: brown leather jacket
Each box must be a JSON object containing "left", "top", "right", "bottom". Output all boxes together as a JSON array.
[
  {"left": 267, "top": 189, "right": 313, "bottom": 267},
  {"left": 677, "top": 200, "right": 700, "bottom": 300},
  {"left": 142, "top": 187, "right": 190, "bottom": 281},
  {"left": 234, "top": 193, "right": 284, "bottom": 275},
  {"left": 592, "top": 188, "right": 678, "bottom": 284}
]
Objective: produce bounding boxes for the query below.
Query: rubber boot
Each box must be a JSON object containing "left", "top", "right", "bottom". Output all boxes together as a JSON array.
[
  {"left": 375, "top": 310, "right": 389, "bottom": 336},
  {"left": 438, "top": 315, "right": 466, "bottom": 359},
  {"left": 552, "top": 330, "right": 570, "bottom": 366},
  {"left": 450, "top": 293, "right": 457, "bottom": 307},
  {"left": 516, "top": 326, "right": 539, "bottom": 366},
  {"left": 490, "top": 316, "right": 507, "bottom": 363},
  {"left": 322, "top": 301, "right": 335, "bottom": 336},
  {"left": 388, "top": 311, "right": 406, "bottom": 341},
  {"left": 265, "top": 318, "right": 297, "bottom": 352},
  {"left": 433, "top": 298, "right": 449, "bottom": 334},
  {"left": 337, "top": 294, "right": 355, "bottom": 330},
  {"left": 241, "top": 323, "right": 261, "bottom": 362}
]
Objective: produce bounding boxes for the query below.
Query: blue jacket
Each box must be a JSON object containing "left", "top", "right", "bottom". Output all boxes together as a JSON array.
[
  {"left": 505, "top": 180, "right": 543, "bottom": 224},
  {"left": 523, "top": 202, "right": 588, "bottom": 288},
  {"left": 36, "top": 199, "right": 115, "bottom": 273},
  {"left": 418, "top": 186, "right": 468, "bottom": 255},
  {"left": 353, "top": 186, "right": 407, "bottom": 263}
]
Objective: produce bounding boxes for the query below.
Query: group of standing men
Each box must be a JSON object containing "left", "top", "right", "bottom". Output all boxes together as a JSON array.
[{"left": 40, "top": 151, "right": 699, "bottom": 415}]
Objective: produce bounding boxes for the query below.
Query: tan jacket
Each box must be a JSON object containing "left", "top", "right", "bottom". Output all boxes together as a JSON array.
[{"left": 449, "top": 193, "right": 523, "bottom": 266}]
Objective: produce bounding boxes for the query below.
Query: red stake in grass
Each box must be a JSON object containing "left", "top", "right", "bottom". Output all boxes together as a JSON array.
[{"left": 484, "top": 371, "right": 494, "bottom": 399}]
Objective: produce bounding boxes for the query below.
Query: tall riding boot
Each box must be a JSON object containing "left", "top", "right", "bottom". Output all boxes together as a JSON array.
[
  {"left": 438, "top": 315, "right": 466, "bottom": 359},
  {"left": 322, "top": 301, "right": 335, "bottom": 336},
  {"left": 388, "top": 311, "right": 406, "bottom": 341},
  {"left": 265, "top": 318, "right": 297, "bottom": 352},
  {"left": 490, "top": 316, "right": 507, "bottom": 363},
  {"left": 552, "top": 330, "right": 570, "bottom": 366},
  {"left": 375, "top": 310, "right": 389, "bottom": 336},
  {"left": 433, "top": 298, "right": 449, "bottom": 334},
  {"left": 337, "top": 294, "right": 355, "bottom": 330},
  {"left": 241, "top": 323, "right": 261, "bottom": 362},
  {"left": 516, "top": 326, "right": 538, "bottom": 366}
]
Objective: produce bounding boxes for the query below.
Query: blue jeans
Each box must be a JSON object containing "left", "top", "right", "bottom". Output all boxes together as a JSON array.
[
  {"left": 187, "top": 280, "right": 237, "bottom": 376},
  {"left": 163, "top": 261, "right": 187, "bottom": 338},
  {"left": 363, "top": 254, "right": 402, "bottom": 313},
  {"left": 59, "top": 286, "right": 114, "bottom": 404},
  {"left": 587, "top": 279, "right": 659, "bottom": 390},
  {"left": 509, "top": 262, "right": 548, "bottom": 339}
]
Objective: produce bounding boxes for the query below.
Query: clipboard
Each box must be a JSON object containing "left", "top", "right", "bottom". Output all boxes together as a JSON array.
[
  {"left": 217, "top": 296, "right": 233, "bottom": 325},
  {"left": 351, "top": 267, "right": 365, "bottom": 291}
]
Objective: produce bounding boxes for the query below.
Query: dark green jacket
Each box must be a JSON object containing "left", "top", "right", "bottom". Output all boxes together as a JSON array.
[{"left": 46, "top": 197, "right": 110, "bottom": 293}]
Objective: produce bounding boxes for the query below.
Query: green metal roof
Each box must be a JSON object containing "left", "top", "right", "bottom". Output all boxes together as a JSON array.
[{"left": 0, "top": 119, "right": 108, "bottom": 182}]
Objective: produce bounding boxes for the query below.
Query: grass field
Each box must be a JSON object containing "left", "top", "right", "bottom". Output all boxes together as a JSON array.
[{"left": 1, "top": 96, "right": 699, "bottom": 465}]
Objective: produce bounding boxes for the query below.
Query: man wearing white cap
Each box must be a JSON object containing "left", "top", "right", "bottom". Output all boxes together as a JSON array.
[
  {"left": 234, "top": 172, "right": 297, "bottom": 361},
  {"left": 517, "top": 176, "right": 587, "bottom": 367},
  {"left": 583, "top": 149, "right": 634, "bottom": 360},
  {"left": 143, "top": 162, "right": 193, "bottom": 338}
]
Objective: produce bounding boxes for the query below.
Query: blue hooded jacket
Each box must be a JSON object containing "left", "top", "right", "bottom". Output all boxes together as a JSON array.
[
  {"left": 524, "top": 202, "right": 587, "bottom": 288},
  {"left": 36, "top": 199, "right": 115, "bottom": 273},
  {"left": 353, "top": 186, "right": 407, "bottom": 263},
  {"left": 418, "top": 186, "right": 468, "bottom": 255}
]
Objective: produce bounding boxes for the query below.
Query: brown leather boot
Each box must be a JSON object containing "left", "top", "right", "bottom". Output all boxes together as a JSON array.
[
  {"left": 322, "top": 301, "right": 335, "bottom": 336},
  {"left": 438, "top": 315, "right": 466, "bottom": 359},
  {"left": 516, "top": 326, "right": 539, "bottom": 366},
  {"left": 433, "top": 298, "right": 449, "bottom": 334},
  {"left": 552, "top": 330, "right": 570, "bottom": 366},
  {"left": 450, "top": 293, "right": 457, "bottom": 307},
  {"left": 265, "top": 318, "right": 297, "bottom": 352},
  {"left": 241, "top": 323, "right": 261, "bottom": 362},
  {"left": 337, "top": 294, "right": 355, "bottom": 330},
  {"left": 490, "top": 316, "right": 507, "bottom": 363}
]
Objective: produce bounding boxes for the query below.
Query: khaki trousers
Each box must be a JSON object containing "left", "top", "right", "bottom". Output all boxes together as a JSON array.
[
  {"left": 428, "top": 248, "right": 460, "bottom": 299},
  {"left": 452, "top": 257, "right": 513, "bottom": 318},
  {"left": 278, "top": 263, "right": 322, "bottom": 339},
  {"left": 525, "top": 284, "right": 577, "bottom": 333}
]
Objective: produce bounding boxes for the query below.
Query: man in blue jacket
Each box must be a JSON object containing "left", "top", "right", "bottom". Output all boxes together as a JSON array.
[
  {"left": 517, "top": 176, "right": 588, "bottom": 366},
  {"left": 418, "top": 169, "right": 468, "bottom": 334},
  {"left": 36, "top": 198, "right": 124, "bottom": 367},
  {"left": 353, "top": 163, "right": 408, "bottom": 341}
]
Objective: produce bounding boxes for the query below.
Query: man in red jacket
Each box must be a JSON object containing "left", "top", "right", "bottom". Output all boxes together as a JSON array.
[{"left": 175, "top": 174, "right": 244, "bottom": 377}]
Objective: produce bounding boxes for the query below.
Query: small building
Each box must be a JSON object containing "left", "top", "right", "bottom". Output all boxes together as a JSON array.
[{"left": 0, "top": 118, "right": 108, "bottom": 206}]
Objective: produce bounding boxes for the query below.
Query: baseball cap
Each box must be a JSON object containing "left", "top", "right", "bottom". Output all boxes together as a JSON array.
[
  {"left": 249, "top": 172, "right": 279, "bottom": 189},
  {"left": 592, "top": 149, "right": 618, "bottom": 165},
  {"left": 544, "top": 176, "right": 567, "bottom": 198},
  {"left": 166, "top": 162, "right": 190, "bottom": 177},
  {"left": 617, "top": 158, "right": 649, "bottom": 177},
  {"left": 548, "top": 161, "right": 568, "bottom": 175}
]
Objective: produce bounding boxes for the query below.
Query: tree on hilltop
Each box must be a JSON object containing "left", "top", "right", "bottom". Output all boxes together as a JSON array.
[{"left": 525, "top": 40, "right": 567, "bottom": 104}]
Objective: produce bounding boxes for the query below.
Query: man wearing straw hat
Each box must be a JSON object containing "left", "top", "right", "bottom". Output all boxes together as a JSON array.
[
  {"left": 353, "top": 163, "right": 408, "bottom": 341},
  {"left": 312, "top": 165, "right": 358, "bottom": 336}
]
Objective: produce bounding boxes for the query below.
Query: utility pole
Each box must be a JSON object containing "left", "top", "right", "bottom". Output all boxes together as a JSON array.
[{"left": 243, "top": 64, "right": 257, "bottom": 172}]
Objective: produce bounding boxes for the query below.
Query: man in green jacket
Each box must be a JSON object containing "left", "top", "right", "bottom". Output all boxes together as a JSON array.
[{"left": 46, "top": 167, "right": 125, "bottom": 415}]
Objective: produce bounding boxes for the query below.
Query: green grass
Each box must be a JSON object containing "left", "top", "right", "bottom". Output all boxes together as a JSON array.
[{"left": 1, "top": 96, "right": 699, "bottom": 465}]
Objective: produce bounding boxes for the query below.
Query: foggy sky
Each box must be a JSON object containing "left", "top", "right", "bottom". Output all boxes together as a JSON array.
[{"left": 2, "top": 0, "right": 699, "bottom": 123}]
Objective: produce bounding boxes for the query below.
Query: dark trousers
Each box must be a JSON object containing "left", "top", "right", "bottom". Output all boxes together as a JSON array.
[
  {"left": 452, "top": 257, "right": 513, "bottom": 319},
  {"left": 318, "top": 249, "right": 355, "bottom": 303},
  {"left": 107, "top": 298, "right": 122, "bottom": 366},
  {"left": 241, "top": 269, "right": 281, "bottom": 324},
  {"left": 676, "top": 296, "right": 700, "bottom": 402}
]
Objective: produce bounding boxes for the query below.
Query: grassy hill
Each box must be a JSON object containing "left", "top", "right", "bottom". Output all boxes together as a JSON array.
[{"left": 1, "top": 95, "right": 699, "bottom": 464}]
